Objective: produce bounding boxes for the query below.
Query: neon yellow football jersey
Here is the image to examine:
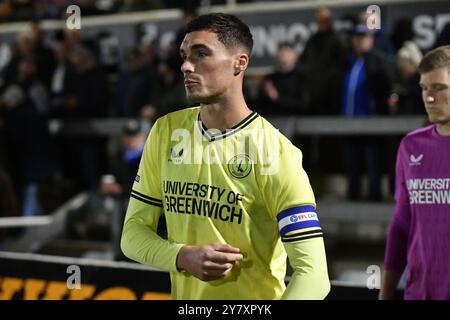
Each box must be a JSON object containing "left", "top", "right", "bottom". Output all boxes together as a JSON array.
[{"left": 123, "top": 106, "right": 324, "bottom": 299}]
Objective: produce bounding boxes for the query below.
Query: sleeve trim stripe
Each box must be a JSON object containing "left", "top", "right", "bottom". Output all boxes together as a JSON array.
[
  {"left": 283, "top": 228, "right": 323, "bottom": 238},
  {"left": 279, "top": 217, "right": 321, "bottom": 237},
  {"left": 282, "top": 233, "right": 323, "bottom": 243},
  {"left": 131, "top": 190, "right": 162, "bottom": 203},
  {"left": 130, "top": 194, "right": 163, "bottom": 207},
  {"left": 277, "top": 205, "right": 316, "bottom": 221}
]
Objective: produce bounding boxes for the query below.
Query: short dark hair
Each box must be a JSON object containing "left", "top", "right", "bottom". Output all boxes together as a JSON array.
[
  {"left": 278, "top": 41, "right": 295, "bottom": 50},
  {"left": 185, "top": 13, "right": 253, "bottom": 55},
  {"left": 418, "top": 45, "right": 450, "bottom": 74}
]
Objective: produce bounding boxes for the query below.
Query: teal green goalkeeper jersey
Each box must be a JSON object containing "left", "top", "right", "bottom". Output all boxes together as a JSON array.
[{"left": 122, "top": 106, "right": 328, "bottom": 299}]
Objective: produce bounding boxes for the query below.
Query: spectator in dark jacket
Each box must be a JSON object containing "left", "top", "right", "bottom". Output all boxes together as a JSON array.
[
  {"left": 0, "top": 55, "right": 56, "bottom": 215},
  {"left": 114, "top": 47, "right": 156, "bottom": 117},
  {"left": 336, "top": 25, "right": 393, "bottom": 116},
  {"left": 298, "top": 6, "right": 346, "bottom": 115},
  {"left": 57, "top": 45, "right": 109, "bottom": 190},
  {"left": 337, "top": 25, "right": 393, "bottom": 201},
  {"left": 257, "top": 42, "right": 309, "bottom": 116},
  {"left": 392, "top": 41, "right": 424, "bottom": 115},
  {"left": 66, "top": 45, "right": 108, "bottom": 118}
]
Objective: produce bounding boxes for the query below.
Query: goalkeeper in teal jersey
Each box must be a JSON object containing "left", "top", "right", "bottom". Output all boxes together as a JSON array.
[{"left": 121, "top": 13, "right": 330, "bottom": 300}]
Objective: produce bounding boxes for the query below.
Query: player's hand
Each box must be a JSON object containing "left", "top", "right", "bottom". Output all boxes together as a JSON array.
[
  {"left": 263, "top": 80, "right": 279, "bottom": 101},
  {"left": 176, "top": 243, "right": 243, "bottom": 281}
]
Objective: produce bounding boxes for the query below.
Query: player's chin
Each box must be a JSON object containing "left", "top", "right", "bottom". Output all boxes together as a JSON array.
[
  {"left": 427, "top": 114, "right": 445, "bottom": 124},
  {"left": 186, "top": 92, "right": 211, "bottom": 104}
]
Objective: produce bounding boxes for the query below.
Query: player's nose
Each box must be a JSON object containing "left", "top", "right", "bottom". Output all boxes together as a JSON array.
[{"left": 181, "top": 59, "right": 194, "bottom": 74}]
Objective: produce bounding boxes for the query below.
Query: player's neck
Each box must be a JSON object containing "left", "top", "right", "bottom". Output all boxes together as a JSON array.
[
  {"left": 200, "top": 95, "right": 251, "bottom": 132},
  {"left": 436, "top": 122, "right": 450, "bottom": 136}
]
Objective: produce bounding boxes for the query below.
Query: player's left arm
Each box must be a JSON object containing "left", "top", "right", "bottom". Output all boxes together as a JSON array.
[
  {"left": 282, "top": 235, "right": 330, "bottom": 300},
  {"left": 262, "top": 139, "right": 330, "bottom": 299}
]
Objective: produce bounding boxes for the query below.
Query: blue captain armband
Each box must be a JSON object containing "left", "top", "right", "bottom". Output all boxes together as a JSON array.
[{"left": 277, "top": 205, "right": 323, "bottom": 242}]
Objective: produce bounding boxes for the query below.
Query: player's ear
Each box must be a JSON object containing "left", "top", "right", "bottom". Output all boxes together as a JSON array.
[{"left": 234, "top": 53, "right": 249, "bottom": 75}]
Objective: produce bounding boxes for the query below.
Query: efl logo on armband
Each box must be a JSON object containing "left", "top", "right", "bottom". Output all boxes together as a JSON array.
[{"left": 276, "top": 205, "right": 320, "bottom": 237}]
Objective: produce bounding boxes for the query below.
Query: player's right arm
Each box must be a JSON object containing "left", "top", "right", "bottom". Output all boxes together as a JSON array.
[
  {"left": 176, "top": 243, "right": 243, "bottom": 281},
  {"left": 120, "top": 120, "right": 242, "bottom": 277},
  {"left": 379, "top": 141, "right": 411, "bottom": 299},
  {"left": 120, "top": 119, "right": 184, "bottom": 271},
  {"left": 379, "top": 270, "right": 403, "bottom": 300}
]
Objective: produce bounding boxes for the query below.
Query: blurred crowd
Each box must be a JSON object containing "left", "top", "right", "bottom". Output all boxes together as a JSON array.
[
  {"left": 0, "top": 5, "right": 449, "bottom": 223},
  {"left": 0, "top": 0, "right": 264, "bottom": 22},
  {"left": 0, "top": 0, "right": 191, "bottom": 22}
]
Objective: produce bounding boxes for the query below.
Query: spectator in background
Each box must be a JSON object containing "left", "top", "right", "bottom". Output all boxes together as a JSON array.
[
  {"left": 140, "top": 57, "right": 187, "bottom": 122},
  {"left": 3, "top": 23, "right": 56, "bottom": 89},
  {"left": 175, "top": 8, "right": 197, "bottom": 50},
  {"left": 33, "top": 0, "right": 69, "bottom": 20},
  {"left": 57, "top": 45, "right": 108, "bottom": 191},
  {"left": 392, "top": 41, "right": 424, "bottom": 115},
  {"left": 391, "top": 18, "right": 414, "bottom": 52},
  {"left": 0, "top": 107, "right": 19, "bottom": 225},
  {"left": 140, "top": 42, "right": 160, "bottom": 68},
  {"left": 0, "top": 55, "right": 56, "bottom": 216},
  {"left": 100, "top": 119, "right": 148, "bottom": 260},
  {"left": 74, "top": 0, "right": 106, "bottom": 16},
  {"left": 114, "top": 46, "right": 156, "bottom": 117},
  {"left": 49, "top": 40, "right": 77, "bottom": 117},
  {"left": 257, "top": 42, "right": 308, "bottom": 116},
  {"left": 298, "top": 6, "right": 345, "bottom": 115},
  {"left": 100, "top": 120, "right": 146, "bottom": 198},
  {"left": 387, "top": 41, "right": 424, "bottom": 198},
  {"left": 0, "top": 167, "right": 18, "bottom": 243},
  {"left": 0, "top": 0, "right": 33, "bottom": 22},
  {"left": 27, "top": 22, "right": 56, "bottom": 88},
  {"left": 120, "top": 0, "right": 163, "bottom": 12},
  {"left": 66, "top": 45, "right": 108, "bottom": 118},
  {"left": 0, "top": 40, "right": 20, "bottom": 87},
  {"left": 0, "top": 1, "right": 14, "bottom": 22},
  {"left": 358, "top": 11, "right": 395, "bottom": 60},
  {"left": 336, "top": 24, "right": 392, "bottom": 201}
]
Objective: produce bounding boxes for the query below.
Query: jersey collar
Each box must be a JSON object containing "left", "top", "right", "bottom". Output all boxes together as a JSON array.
[{"left": 197, "top": 110, "right": 259, "bottom": 142}]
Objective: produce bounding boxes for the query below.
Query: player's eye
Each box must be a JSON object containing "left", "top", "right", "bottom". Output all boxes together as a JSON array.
[{"left": 434, "top": 84, "right": 448, "bottom": 91}]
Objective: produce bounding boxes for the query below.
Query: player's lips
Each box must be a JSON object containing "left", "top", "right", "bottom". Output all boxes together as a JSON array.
[
  {"left": 425, "top": 105, "right": 439, "bottom": 112},
  {"left": 184, "top": 80, "right": 198, "bottom": 88}
]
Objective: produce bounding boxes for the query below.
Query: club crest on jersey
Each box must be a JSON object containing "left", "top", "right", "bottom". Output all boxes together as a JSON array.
[
  {"left": 228, "top": 154, "right": 252, "bottom": 178},
  {"left": 169, "top": 147, "right": 184, "bottom": 164}
]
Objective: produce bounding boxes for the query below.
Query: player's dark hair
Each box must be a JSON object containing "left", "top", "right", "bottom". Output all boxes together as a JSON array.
[
  {"left": 185, "top": 13, "right": 253, "bottom": 55},
  {"left": 418, "top": 45, "right": 450, "bottom": 74}
]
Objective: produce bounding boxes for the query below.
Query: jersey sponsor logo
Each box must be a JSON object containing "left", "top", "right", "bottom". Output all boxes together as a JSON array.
[
  {"left": 407, "top": 178, "right": 450, "bottom": 204},
  {"left": 228, "top": 154, "right": 252, "bottom": 179},
  {"left": 409, "top": 154, "right": 423, "bottom": 166},
  {"left": 163, "top": 180, "right": 245, "bottom": 224}
]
